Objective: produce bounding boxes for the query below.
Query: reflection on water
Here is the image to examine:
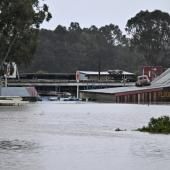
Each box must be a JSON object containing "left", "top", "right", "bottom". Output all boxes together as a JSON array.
[{"left": 0, "top": 102, "right": 170, "bottom": 170}]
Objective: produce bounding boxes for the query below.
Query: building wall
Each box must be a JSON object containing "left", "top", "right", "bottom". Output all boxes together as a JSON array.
[
  {"left": 79, "top": 73, "right": 112, "bottom": 81},
  {"left": 115, "top": 89, "right": 170, "bottom": 104},
  {"left": 143, "top": 66, "right": 163, "bottom": 81},
  {"left": 85, "top": 75, "right": 110, "bottom": 80},
  {"left": 79, "top": 73, "right": 88, "bottom": 80},
  {"left": 80, "top": 88, "right": 170, "bottom": 103},
  {"left": 80, "top": 92, "right": 116, "bottom": 102}
]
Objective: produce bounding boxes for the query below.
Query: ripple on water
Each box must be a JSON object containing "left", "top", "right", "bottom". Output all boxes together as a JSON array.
[
  {"left": 0, "top": 140, "right": 38, "bottom": 151},
  {"left": 131, "top": 136, "right": 170, "bottom": 160}
]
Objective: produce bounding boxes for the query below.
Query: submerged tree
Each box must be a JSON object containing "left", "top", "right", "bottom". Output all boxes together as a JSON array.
[
  {"left": 126, "top": 10, "right": 170, "bottom": 66},
  {"left": 0, "top": 0, "right": 52, "bottom": 65}
]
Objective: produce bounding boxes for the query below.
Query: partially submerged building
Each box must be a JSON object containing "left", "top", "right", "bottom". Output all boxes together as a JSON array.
[
  {"left": 0, "top": 87, "right": 39, "bottom": 101},
  {"left": 80, "top": 68, "right": 170, "bottom": 103},
  {"left": 0, "top": 62, "right": 40, "bottom": 102}
]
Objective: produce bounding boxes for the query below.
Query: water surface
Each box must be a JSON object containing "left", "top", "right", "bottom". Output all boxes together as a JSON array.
[{"left": 0, "top": 102, "right": 170, "bottom": 170}]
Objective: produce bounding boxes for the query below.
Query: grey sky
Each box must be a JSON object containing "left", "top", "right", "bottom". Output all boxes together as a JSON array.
[{"left": 42, "top": 0, "right": 170, "bottom": 32}]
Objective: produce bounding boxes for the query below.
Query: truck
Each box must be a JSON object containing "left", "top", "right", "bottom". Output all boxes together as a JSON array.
[{"left": 135, "top": 75, "right": 151, "bottom": 87}]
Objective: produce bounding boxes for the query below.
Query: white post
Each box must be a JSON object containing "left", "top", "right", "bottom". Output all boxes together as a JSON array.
[
  {"left": 0, "top": 78, "right": 1, "bottom": 95},
  {"left": 4, "top": 75, "right": 7, "bottom": 87},
  {"left": 76, "top": 70, "right": 80, "bottom": 99},
  {"left": 138, "top": 93, "right": 140, "bottom": 104},
  {"left": 77, "top": 82, "right": 79, "bottom": 99},
  {"left": 122, "top": 74, "right": 126, "bottom": 86},
  {"left": 124, "top": 74, "right": 126, "bottom": 86}
]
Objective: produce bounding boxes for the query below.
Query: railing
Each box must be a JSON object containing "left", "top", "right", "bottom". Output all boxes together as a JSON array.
[
  {"left": 8, "top": 79, "right": 117, "bottom": 83},
  {"left": 6, "top": 79, "right": 135, "bottom": 87}
]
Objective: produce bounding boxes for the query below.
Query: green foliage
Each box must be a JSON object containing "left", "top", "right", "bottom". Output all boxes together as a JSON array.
[
  {"left": 138, "top": 116, "right": 170, "bottom": 134},
  {"left": 0, "top": 0, "right": 52, "bottom": 65},
  {"left": 23, "top": 23, "right": 142, "bottom": 73},
  {"left": 99, "top": 24, "right": 127, "bottom": 46},
  {"left": 126, "top": 10, "right": 170, "bottom": 66}
]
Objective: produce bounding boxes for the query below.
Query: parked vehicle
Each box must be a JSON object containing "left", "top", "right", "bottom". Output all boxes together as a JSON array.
[
  {"left": 48, "top": 96, "right": 60, "bottom": 101},
  {"left": 135, "top": 75, "right": 151, "bottom": 87}
]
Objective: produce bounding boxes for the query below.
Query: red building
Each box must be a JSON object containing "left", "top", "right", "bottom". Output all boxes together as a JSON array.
[{"left": 142, "top": 66, "right": 163, "bottom": 81}]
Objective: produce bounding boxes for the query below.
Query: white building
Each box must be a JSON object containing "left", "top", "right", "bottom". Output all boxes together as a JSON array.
[{"left": 76, "top": 70, "right": 135, "bottom": 81}]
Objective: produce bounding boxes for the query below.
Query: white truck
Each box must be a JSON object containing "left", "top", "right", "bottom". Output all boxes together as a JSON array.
[{"left": 135, "top": 75, "right": 151, "bottom": 87}]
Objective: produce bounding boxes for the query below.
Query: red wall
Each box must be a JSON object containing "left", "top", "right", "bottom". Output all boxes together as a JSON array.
[{"left": 143, "top": 66, "right": 163, "bottom": 81}]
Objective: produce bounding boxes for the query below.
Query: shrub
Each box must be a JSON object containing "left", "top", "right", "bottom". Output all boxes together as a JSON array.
[{"left": 138, "top": 116, "right": 170, "bottom": 134}]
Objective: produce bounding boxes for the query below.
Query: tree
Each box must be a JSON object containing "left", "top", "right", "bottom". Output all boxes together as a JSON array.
[
  {"left": 99, "top": 24, "right": 126, "bottom": 46},
  {"left": 126, "top": 10, "right": 170, "bottom": 66},
  {"left": 67, "top": 22, "right": 82, "bottom": 43},
  {"left": 27, "top": 22, "right": 141, "bottom": 73},
  {"left": 68, "top": 22, "right": 81, "bottom": 32},
  {"left": 54, "top": 25, "right": 68, "bottom": 41},
  {"left": 0, "top": 0, "right": 52, "bottom": 65}
]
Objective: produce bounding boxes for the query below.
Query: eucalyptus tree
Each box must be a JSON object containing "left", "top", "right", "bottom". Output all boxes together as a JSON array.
[
  {"left": 126, "top": 10, "right": 170, "bottom": 66},
  {"left": 99, "top": 24, "right": 126, "bottom": 46},
  {"left": 0, "top": 0, "right": 52, "bottom": 65}
]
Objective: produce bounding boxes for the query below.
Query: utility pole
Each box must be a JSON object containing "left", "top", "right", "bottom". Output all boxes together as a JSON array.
[
  {"left": 76, "top": 71, "right": 80, "bottom": 98},
  {"left": 98, "top": 54, "right": 101, "bottom": 80},
  {"left": 0, "top": 77, "right": 1, "bottom": 96}
]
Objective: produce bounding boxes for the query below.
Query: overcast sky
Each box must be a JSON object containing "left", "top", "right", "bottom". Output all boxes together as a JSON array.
[{"left": 41, "top": 0, "right": 170, "bottom": 32}]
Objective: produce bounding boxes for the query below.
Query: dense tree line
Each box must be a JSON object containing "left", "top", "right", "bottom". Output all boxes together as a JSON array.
[
  {"left": 23, "top": 23, "right": 143, "bottom": 73},
  {"left": 23, "top": 10, "right": 170, "bottom": 73}
]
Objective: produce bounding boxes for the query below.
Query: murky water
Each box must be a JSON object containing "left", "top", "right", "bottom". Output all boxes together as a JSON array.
[{"left": 0, "top": 102, "right": 170, "bottom": 170}]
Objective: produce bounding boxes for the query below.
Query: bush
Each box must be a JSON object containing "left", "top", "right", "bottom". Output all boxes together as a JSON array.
[{"left": 138, "top": 116, "right": 170, "bottom": 134}]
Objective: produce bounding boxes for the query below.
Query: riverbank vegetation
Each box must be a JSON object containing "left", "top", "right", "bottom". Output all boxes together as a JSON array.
[{"left": 138, "top": 116, "right": 170, "bottom": 134}]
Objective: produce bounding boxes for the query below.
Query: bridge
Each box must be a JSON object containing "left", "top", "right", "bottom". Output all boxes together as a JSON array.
[
  {"left": 6, "top": 79, "right": 135, "bottom": 97},
  {"left": 7, "top": 79, "right": 134, "bottom": 86}
]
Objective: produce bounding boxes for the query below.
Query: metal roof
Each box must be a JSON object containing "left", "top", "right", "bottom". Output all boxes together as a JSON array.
[
  {"left": 79, "top": 70, "right": 134, "bottom": 75},
  {"left": 79, "top": 71, "right": 109, "bottom": 75},
  {"left": 81, "top": 68, "right": 170, "bottom": 95},
  {"left": 0, "top": 87, "right": 31, "bottom": 97},
  {"left": 81, "top": 85, "right": 162, "bottom": 94},
  {"left": 152, "top": 68, "right": 170, "bottom": 86}
]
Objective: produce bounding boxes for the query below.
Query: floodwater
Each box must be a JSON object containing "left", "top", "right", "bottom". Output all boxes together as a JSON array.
[{"left": 0, "top": 102, "right": 170, "bottom": 170}]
